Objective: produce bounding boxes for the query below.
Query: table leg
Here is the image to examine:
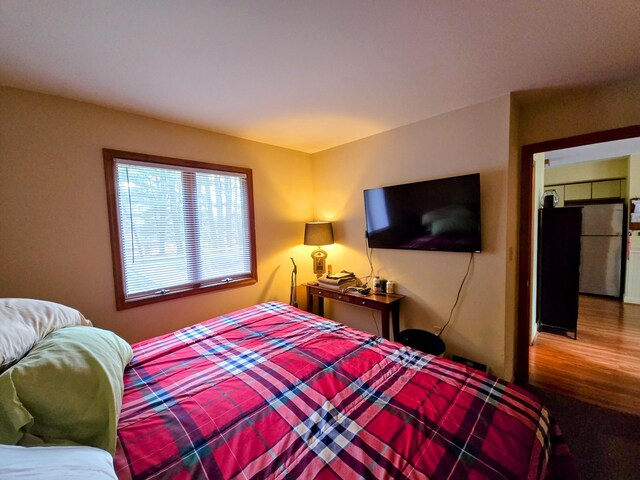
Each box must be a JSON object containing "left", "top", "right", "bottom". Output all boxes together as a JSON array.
[
  {"left": 307, "top": 289, "right": 313, "bottom": 313},
  {"left": 317, "top": 297, "right": 324, "bottom": 317},
  {"left": 380, "top": 307, "right": 390, "bottom": 340},
  {"left": 391, "top": 304, "right": 400, "bottom": 342}
]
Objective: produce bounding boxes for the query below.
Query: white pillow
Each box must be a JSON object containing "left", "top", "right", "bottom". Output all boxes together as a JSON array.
[
  {"left": 0, "top": 298, "right": 92, "bottom": 372},
  {"left": 0, "top": 445, "right": 117, "bottom": 479}
]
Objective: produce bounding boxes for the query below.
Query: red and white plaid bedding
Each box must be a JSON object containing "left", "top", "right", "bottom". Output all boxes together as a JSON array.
[{"left": 114, "top": 302, "right": 572, "bottom": 479}]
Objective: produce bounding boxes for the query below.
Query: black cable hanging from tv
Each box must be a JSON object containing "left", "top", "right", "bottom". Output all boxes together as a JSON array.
[
  {"left": 438, "top": 252, "right": 474, "bottom": 338},
  {"left": 362, "top": 233, "right": 375, "bottom": 287}
]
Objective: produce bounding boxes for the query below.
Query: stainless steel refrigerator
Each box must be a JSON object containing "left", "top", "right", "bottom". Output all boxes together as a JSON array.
[{"left": 579, "top": 203, "right": 624, "bottom": 297}]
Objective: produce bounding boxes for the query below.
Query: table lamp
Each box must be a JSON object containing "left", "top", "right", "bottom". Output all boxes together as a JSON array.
[{"left": 304, "top": 222, "right": 334, "bottom": 277}]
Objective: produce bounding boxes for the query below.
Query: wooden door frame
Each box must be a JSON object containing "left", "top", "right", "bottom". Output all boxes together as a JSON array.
[{"left": 515, "top": 124, "right": 640, "bottom": 385}]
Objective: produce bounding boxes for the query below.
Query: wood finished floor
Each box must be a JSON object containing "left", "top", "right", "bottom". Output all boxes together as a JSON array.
[{"left": 529, "top": 295, "right": 640, "bottom": 416}]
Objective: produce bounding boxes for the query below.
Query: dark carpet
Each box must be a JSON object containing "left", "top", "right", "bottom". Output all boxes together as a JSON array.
[{"left": 526, "top": 385, "right": 640, "bottom": 480}]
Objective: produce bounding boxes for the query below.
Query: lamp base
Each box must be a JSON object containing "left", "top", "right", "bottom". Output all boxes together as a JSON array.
[{"left": 311, "top": 248, "right": 328, "bottom": 277}]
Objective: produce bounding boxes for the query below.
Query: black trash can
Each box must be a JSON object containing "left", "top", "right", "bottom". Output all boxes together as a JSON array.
[{"left": 398, "top": 329, "right": 446, "bottom": 356}]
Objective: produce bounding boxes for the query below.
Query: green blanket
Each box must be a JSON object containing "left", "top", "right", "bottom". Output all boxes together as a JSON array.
[{"left": 0, "top": 326, "right": 132, "bottom": 454}]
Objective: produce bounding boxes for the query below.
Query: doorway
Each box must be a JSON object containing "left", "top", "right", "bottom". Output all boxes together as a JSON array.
[{"left": 516, "top": 125, "right": 640, "bottom": 386}]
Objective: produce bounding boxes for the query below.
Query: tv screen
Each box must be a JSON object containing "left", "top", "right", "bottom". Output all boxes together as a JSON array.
[{"left": 364, "top": 173, "right": 481, "bottom": 253}]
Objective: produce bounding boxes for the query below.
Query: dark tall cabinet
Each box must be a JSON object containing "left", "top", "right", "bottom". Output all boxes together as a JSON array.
[{"left": 537, "top": 207, "right": 582, "bottom": 338}]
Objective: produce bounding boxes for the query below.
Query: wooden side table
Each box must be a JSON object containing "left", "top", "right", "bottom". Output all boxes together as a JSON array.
[{"left": 304, "top": 283, "right": 405, "bottom": 341}]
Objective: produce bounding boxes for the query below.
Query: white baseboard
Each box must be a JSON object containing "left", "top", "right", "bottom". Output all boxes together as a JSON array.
[{"left": 623, "top": 295, "right": 640, "bottom": 305}]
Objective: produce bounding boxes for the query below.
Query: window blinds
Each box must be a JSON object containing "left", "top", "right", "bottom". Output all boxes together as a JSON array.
[{"left": 114, "top": 159, "right": 252, "bottom": 300}]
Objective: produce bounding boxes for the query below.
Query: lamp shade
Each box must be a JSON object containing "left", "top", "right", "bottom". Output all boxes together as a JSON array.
[{"left": 304, "top": 222, "right": 334, "bottom": 246}]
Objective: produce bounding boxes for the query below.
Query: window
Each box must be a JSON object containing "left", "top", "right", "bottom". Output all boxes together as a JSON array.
[{"left": 103, "top": 149, "right": 257, "bottom": 309}]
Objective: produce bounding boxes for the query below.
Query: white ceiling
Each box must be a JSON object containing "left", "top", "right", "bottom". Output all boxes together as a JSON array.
[{"left": 1, "top": 1, "right": 639, "bottom": 153}]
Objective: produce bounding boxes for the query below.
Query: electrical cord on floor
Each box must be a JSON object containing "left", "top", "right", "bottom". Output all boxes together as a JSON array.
[{"left": 438, "top": 252, "right": 474, "bottom": 338}]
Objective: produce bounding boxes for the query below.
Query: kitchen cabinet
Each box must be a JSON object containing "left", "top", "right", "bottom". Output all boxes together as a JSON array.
[
  {"left": 564, "top": 182, "right": 591, "bottom": 201},
  {"left": 592, "top": 179, "right": 621, "bottom": 199},
  {"left": 546, "top": 178, "right": 625, "bottom": 203}
]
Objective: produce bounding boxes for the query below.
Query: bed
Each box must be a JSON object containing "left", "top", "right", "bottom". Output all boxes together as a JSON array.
[{"left": 112, "top": 301, "right": 574, "bottom": 479}]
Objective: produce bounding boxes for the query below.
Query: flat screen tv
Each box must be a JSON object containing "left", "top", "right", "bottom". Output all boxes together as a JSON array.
[{"left": 364, "top": 173, "right": 481, "bottom": 253}]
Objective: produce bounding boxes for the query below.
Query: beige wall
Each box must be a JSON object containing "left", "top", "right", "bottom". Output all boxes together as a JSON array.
[
  {"left": 0, "top": 88, "right": 313, "bottom": 343},
  {"left": 312, "top": 96, "right": 513, "bottom": 377},
  {"left": 307, "top": 75, "right": 640, "bottom": 380},
  {"left": 519, "top": 76, "right": 640, "bottom": 146},
  {"left": 2, "top": 74, "right": 639, "bottom": 380},
  {"left": 504, "top": 97, "right": 520, "bottom": 379}
]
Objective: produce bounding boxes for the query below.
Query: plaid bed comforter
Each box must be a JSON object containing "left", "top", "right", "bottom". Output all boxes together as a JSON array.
[{"left": 114, "top": 302, "right": 570, "bottom": 479}]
